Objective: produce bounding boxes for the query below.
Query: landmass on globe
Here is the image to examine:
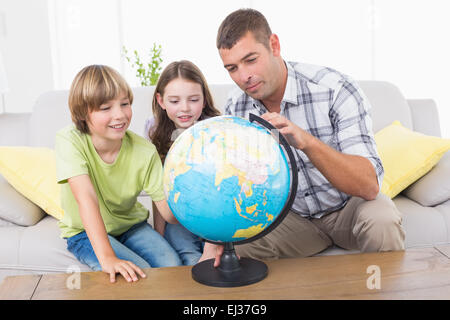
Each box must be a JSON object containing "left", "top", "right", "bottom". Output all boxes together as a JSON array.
[{"left": 163, "top": 116, "right": 290, "bottom": 243}]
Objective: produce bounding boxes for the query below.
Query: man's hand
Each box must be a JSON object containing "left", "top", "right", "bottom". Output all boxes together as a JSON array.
[
  {"left": 100, "top": 256, "right": 146, "bottom": 283},
  {"left": 261, "top": 112, "right": 313, "bottom": 150},
  {"left": 261, "top": 112, "right": 379, "bottom": 200}
]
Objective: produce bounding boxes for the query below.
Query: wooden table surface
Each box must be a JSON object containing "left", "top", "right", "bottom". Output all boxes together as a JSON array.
[{"left": 1, "top": 247, "right": 450, "bottom": 300}]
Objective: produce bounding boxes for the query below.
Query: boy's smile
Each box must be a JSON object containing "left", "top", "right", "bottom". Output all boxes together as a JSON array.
[{"left": 87, "top": 93, "right": 132, "bottom": 148}]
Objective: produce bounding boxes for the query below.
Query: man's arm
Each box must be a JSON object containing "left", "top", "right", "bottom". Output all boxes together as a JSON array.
[{"left": 261, "top": 112, "right": 379, "bottom": 200}]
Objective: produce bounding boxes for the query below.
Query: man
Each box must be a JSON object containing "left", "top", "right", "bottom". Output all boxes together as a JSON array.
[{"left": 200, "top": 8, "right": 404, "bottom": 265}]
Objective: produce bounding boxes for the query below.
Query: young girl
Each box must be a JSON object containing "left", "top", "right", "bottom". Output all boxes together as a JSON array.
[
  {"left": 146, "top": 60, "right": 221, "bottom": 265},
  {"left": 56, "top": 65, "right": 182, "bottom": 283}
]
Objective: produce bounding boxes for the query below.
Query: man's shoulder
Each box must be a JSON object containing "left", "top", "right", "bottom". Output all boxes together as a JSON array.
[
  {"left": 288, "top": 61, "right": 352, "bottom": 92},
  {"left": 226, "top": 86, "right": 248, "bottom": 104}
]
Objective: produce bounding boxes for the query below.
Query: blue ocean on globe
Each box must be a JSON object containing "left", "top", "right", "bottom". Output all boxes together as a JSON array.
[{"left": 163, "top": 115, "right": 290, "bottom": 243}]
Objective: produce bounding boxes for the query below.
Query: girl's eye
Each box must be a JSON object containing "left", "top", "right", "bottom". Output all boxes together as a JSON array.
[
  {"left": 100, "top": 107, "right": 110, "bottom": 111},
  {"left": 121, "top": 102, "right": 130, "bottom": 107},
  {"left": 190, "top": 99, "right": 199, "bottom": 102},
  {"left": 169, "top": 100, "right": 179, "bottom": 104}
]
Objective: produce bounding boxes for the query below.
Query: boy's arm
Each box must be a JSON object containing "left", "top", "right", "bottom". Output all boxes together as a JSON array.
[
  {"left": 152, "top": 202, "right": 166, "bottom": 236},
  {"left": 68, "top": 174, "right": 146, "bottom": 282},
  {"left": 153, "top": 199, "right": 179, "bottom": 224}
]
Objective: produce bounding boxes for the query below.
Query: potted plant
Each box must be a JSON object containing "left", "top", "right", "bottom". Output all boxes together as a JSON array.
[{"left": 122, "top": 43, "right": 163, "bottom": 86}]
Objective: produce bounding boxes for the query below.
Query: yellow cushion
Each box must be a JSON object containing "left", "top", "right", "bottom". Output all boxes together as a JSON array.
[
  {"left": 0, "top": 146, "right": 64, "bottom": 220},
  {"left": 375, "top": 121, "right": 450, "bottom": 198}
]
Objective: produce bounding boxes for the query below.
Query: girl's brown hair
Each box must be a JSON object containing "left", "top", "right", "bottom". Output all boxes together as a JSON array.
[
  {"left": 68, "top": 64, "right": 133, "bottom": 134},
  {"left": 150, "top": 60, "right": 221, "bottom": 162}
]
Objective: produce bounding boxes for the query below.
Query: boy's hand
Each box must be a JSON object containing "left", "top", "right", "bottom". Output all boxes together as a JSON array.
[{"left": 100, "top": 256, "right": 146, "bottom": 283}]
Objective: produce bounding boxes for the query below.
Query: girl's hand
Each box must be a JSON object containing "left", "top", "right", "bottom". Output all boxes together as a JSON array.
[
  {"left": 199, "top": 242, "right": 224, "bottom": 267},
  {"left": 100, "top": 256, "right": 146, "bottom": 283}
]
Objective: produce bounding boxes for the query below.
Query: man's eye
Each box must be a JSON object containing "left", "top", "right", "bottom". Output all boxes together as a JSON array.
[{"left": 247, "top": 57, "right": 257, "bottom": 63}]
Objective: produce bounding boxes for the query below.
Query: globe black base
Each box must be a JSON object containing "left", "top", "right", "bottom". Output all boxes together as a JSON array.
[{"left": 192, "top": 243, "right": 268, "bottom": 287}]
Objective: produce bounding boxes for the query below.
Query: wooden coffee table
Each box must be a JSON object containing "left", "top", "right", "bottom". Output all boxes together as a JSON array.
[{"left": 1, "top": 246, "right": 450, "bottom": 300}]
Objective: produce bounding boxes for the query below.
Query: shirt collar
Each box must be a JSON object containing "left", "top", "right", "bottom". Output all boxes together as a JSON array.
[{"left": 282, "top": 61, "right": 300, "bottom": 106}]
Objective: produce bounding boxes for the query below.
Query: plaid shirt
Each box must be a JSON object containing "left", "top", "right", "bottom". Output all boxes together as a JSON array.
[{"left": 224, "top": 61, "right": 384, "bottom": 219}]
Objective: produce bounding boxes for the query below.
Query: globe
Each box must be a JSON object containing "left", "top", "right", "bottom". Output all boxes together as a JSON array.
[
  {"left": 163, "top": 114, "right": 298, "bottom": 287},
  {"left": 163, "top": 115, "right": 290, "bottom": 243}
]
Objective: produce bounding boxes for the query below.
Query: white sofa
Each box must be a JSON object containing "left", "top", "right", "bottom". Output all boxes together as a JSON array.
[{"left": 1, "top": 81, "right": 449, "bottom": 284}]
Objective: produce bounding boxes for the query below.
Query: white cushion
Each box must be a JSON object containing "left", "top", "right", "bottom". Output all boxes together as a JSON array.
[
  {"left": 403, "top": 151, "right": 450, "bottom": 206},
  {"left": 0, "top": 173, "right": 45, "bottom": 226}
]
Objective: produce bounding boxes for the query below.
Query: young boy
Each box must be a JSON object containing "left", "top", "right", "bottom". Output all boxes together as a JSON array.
[{"left": 55, "top": 65, "right": 181, "bottom": 283}]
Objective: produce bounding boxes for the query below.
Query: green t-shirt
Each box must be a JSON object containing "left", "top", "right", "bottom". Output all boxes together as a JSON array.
[{"left": 55, "top": 125, "right": 166, "bottom": 238}]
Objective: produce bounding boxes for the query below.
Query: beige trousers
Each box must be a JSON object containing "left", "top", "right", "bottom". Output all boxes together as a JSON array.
[{"left": 235, "top": 193, "right": 405, "bottom": 260}]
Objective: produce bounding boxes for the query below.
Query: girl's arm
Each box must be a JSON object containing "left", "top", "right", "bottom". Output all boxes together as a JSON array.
[
  {"left": 68, "top": 174, "right": 146, "bottom": 283},
  {"left": 152, "top": 202, "right": 167, "bottom": 236},
  {"left": 153, "top": 199, "right": 179, "bottom": 224}
]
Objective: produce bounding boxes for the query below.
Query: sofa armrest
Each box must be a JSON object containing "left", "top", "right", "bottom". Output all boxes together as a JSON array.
[{"left": 407, "top": 99, "right": 441, "bottom": 137}]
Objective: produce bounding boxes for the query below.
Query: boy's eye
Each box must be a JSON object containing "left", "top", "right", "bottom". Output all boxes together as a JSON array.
[
  {"left": 121, "top": 102, "right": 130, "bottom": 107},
  {"left": 100, "top": 106, "right": 110, "bottom": 111}
]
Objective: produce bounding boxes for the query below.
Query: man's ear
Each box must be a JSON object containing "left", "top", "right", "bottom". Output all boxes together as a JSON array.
[
  {"left": 156, "top": 93, "right": 166, "bottom": 110},
  {"left": 269, "top": 34, "right": 281, "bottom": 57}
]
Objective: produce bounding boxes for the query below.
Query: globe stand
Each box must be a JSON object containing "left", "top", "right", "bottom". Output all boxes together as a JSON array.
[
  {"left": 189, "top": 114, "right": 298, "bottom": 288},
  {"left": 192, "top": 242, "right": 268, "bottom": 287}
]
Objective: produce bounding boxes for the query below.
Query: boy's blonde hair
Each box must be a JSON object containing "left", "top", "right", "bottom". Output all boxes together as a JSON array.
[{"left": 68, "top": 65, "right": 133, "bottom": 134}]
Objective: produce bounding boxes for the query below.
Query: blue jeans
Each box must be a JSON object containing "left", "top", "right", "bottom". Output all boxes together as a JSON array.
[
  {"left": 164, "top": 223, "right": 204, "bottom": 266},
  {"left": 66, "top": 221, "right": 182, "bottom": 271}
]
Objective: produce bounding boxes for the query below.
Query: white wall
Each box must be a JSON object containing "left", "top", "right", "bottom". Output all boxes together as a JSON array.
[
  {"left": 0, "top": 0, "right": 54, "bottom": 114},
  {"left": 0, "top": 0, "right": 449, "bottom": 137}
]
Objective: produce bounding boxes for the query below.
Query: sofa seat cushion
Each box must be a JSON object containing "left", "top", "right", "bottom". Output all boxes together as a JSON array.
[
  {"left": 0, "top": 216, "right": 90, "bottom": 273},
  {"left": 393, "top": 195, "right": 450, "bottom": 248}
]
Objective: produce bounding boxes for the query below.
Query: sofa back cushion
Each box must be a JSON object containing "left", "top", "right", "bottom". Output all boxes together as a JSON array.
[
  {"left": 358, "top": 81, "right": 413, "bottom": 133},
  {"left": 28, "top": 81, "right": 417, "bottom": 148},
  {"left": 29, "top": 84, "right": 237, "bottom": 148}
]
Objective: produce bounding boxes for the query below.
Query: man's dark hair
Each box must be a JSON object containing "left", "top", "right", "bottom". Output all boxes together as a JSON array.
[{"left": 216, "top": 8, "right": 272, "bottom": 50}]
